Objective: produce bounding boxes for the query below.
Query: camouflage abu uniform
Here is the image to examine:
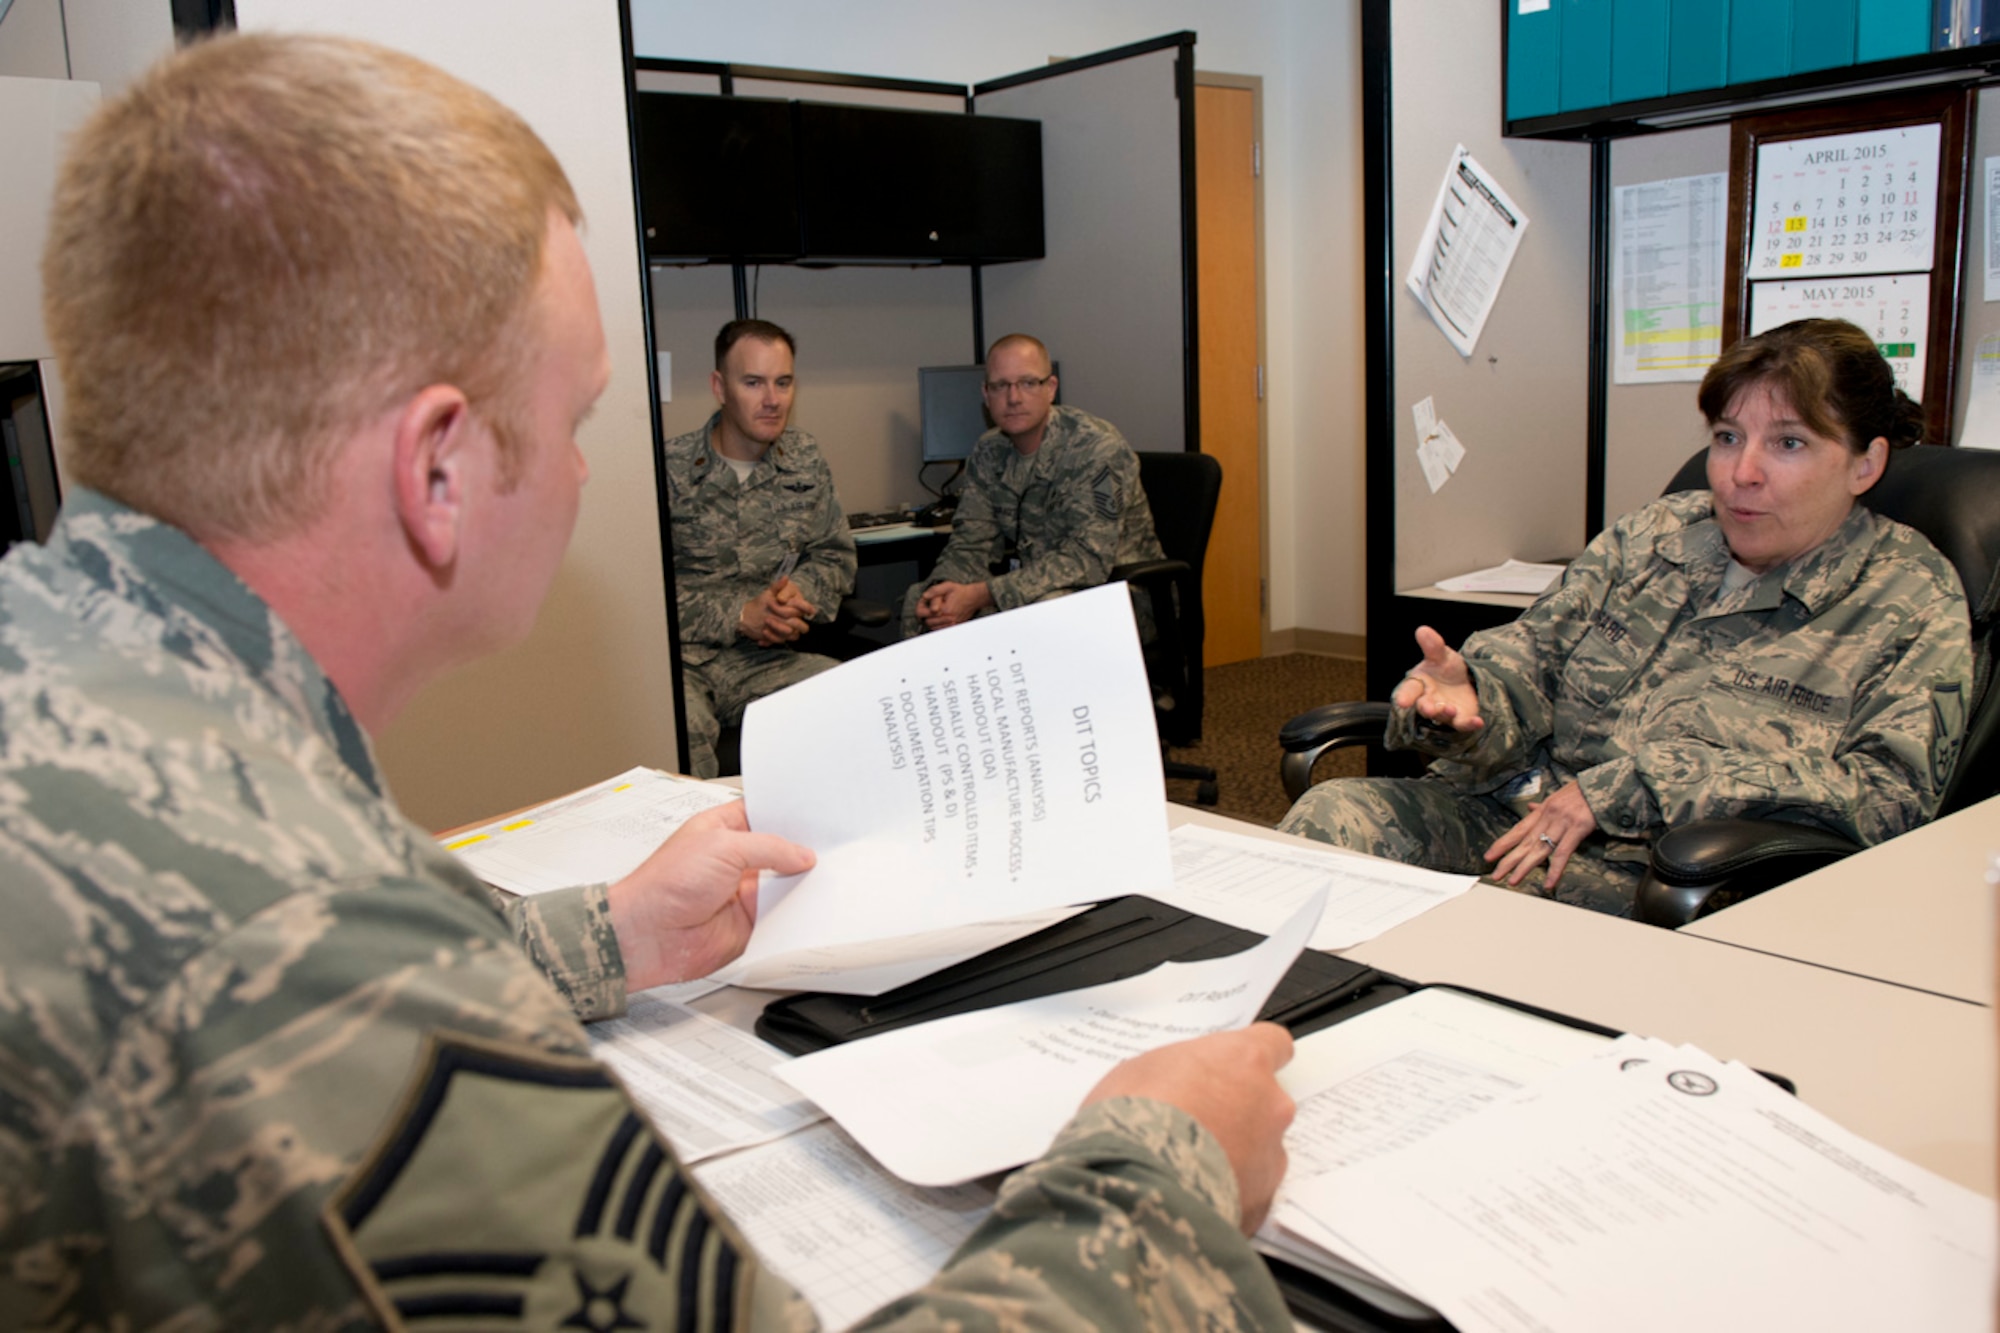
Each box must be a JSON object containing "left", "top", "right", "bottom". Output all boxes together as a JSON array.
[
  {"left": 1281, "top": 492, "right": 1971, "bottom": 915},
  {"left": 0, "top": 490, "right": 1290, "bottom": 1330},
  {"left": 902, "top": 404, "right": 1163, "bottom": 635},
  {"left": 665, "top": 413, "right": 857, "bottom": 777}
]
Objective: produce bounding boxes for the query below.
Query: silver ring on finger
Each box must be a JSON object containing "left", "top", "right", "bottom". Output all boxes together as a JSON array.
[{"left": 1538, "top": 834, "right": 1558, "bottom": 851}]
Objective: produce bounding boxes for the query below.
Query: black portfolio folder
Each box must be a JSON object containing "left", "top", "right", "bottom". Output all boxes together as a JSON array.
[{"left": 756, "top": 894, "right": 1420, "bottom": 1056}]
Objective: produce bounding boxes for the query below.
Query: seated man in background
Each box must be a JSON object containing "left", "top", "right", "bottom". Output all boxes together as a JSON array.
[
  {"left": 903, "top": 332, "right": 1164, "bottom": 634},
  {"left": 664, "top": 319, "right": 856, "bottom": 776},
  {"left": 0, "top": 33, "right": 1299, "bottom": 1328},
  {"left": 1281, "top": 318, "right": 1970, "bottom": 917}
]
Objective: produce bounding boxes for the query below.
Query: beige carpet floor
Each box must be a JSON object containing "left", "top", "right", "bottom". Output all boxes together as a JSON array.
[{"left": 1164, "top": 652, "right": 1370, "bottom": 827}]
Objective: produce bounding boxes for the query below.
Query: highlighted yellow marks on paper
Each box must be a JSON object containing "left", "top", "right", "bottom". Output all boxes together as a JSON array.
[
  {"left": 503, "top": 820, "right": 534, "bottom": 832},
  {"left": 1621, "top": 325, "right": 1722, "bottom": 346},
  {"left": 1780, "top": 254, "right": 1802, "bottom": 267},
  {"left": 1784, "top": 216, "right": 1808, "bottom": 232},
  {"left": 445, "top": 834, "right": 489, "bottom": 851}
]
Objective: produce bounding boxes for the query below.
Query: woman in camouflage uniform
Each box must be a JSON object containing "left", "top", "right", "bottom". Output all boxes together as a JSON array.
[{"left": 1281, "top": 319, "right": 1973, "bottom": 916}]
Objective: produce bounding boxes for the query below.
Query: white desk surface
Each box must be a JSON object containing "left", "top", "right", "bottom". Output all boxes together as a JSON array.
[
  {"left": 670, "top": 789, "right": 1997, "bottom": 1198},
  {"left": 1343, "top": 884, "right": 1995, "bottom": 1197},
  {"left": 1680, "top": 794, "right": 1999, "bottom": 1007}
]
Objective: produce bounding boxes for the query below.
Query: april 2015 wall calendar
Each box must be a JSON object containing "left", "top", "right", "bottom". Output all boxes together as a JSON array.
[
  {"left": 1748, "top": 124, "right": 1941, "bottom": 280},
  {"left": 1748, "top": 273, "right": 1931, "bottom": 399}
]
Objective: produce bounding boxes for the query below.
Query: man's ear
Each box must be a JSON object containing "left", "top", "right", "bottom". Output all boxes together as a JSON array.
[
  {"left": 392, "top": 384, "right": 476, "bottom": 569},
  {"left": 710, "top": 368, "right": 725, "bottom": 406}
]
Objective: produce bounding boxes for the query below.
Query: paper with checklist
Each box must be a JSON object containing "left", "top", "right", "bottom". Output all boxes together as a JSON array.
[
  {"left": 725, "top": 585, "right": 1169, "bottom": 992},
  {"left": 693, "top": 1122, "right": 992, "bottom": 1331},
  {"left": 443, "top": 766, "right": 739, "bottom": 895},
  {"left": 774, "top": 889, "right": 1323, "bottom": 1187}
]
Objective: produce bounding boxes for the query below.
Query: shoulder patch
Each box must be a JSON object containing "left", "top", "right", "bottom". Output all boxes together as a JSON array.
[
  {"left": 1931, "top": 681, "right": 1967, "bottom": 790},
  {"left": 1090, "top": 466, "right": 1117, "bottom": 519},
  {"left": 325, "top": 1033, "right": 749, "bottom": 1331}
]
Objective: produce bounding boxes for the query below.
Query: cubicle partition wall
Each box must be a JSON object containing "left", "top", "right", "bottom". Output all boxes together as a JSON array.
[
  {"left": 1362, "top": 1, "right": 1594, "bottom": 701},
  {"left": 974, "top": 37, "right": 1199, "bottom": 457},
  {"left": 630, "top": 38, "right": 1201, "bottom": 774}
]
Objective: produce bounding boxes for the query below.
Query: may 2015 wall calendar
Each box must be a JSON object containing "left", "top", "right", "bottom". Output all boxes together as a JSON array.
[
  {"left": 1747, "top": 124, "right": 1941, "bottom": 280},
  {"left": 1748, "top": 273, "right": 1931, "bottom": 398}
]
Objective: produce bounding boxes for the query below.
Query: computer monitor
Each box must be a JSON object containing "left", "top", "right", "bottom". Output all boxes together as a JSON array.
[
  {"left": 918, "top": 365, "right": 990, "bottom": 463},
  {"left": 918, "top": 361, "right": 1062, "bottom": 463}
]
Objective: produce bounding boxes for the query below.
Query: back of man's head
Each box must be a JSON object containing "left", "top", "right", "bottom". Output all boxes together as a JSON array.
[{"left": 42, "top": 32, "right": 581, "bottom": 543}]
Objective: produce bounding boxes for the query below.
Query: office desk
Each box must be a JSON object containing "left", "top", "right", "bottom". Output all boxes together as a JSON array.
[
  {"left": 1343, "top": 884, "right": 1996, "bottom": 1196},
  {"left": 1681, "top": 794, "right": 1999, "bottom": 1006}
]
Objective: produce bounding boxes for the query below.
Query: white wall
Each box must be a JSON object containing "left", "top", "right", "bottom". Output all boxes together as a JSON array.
[
  {"left": 630, "top": 0, "right": 1369, "bottom": 642},
  {"left": 237, "top": 0, "right": 681, "bottom": 829}
]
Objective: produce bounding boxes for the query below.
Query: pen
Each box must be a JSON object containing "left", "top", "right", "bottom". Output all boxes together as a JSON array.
[{"left": 771, "top": 550, "right": 800, "bottom": 588}]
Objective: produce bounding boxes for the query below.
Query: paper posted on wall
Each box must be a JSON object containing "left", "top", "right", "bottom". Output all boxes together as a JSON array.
[{"left": 1406, "top": 145, "right": 1529, "bottom": 358}]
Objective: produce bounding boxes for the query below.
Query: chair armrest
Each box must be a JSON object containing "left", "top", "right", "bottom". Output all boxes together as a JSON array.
[
  {"left": 1108, "top": 557, "right": 1190, "bottom": 587},
  {"left": 836, "top": 595, "right": 892, "bottom": 629},
  {"left": 1278, "top": 701, "right": 1393, "bottom": 803},
  {"left": 1636, "top": 818, "right": 1861, "bottom": 927}
]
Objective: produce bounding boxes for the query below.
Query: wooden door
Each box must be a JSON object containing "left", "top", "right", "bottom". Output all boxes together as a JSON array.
[{"left": 1195, "top": 81, "right": 1263, "bottom": 666}]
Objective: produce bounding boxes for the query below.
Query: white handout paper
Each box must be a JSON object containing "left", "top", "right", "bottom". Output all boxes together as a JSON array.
[
  {"left": 775, "top": 890, "right": 1326, "bottom": 1187},
  {"left": 727, "top": 585, "right": 1170, "bottom": 992}
]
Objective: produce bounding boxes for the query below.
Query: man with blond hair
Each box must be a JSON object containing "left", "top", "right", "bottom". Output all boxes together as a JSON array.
[{"left": 0, "top": 32, "right": 1298, "bottom": 1328}]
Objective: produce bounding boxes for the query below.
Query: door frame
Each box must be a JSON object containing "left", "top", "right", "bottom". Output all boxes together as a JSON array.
[{"left": 1193, "top": 69, "right": 1270, "bottom": 660}]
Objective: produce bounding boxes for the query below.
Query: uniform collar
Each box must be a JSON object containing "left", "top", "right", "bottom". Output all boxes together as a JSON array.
[
  {"left": 1660, "top": 493, "right": 1877, "bottom": 616},
  {"left": 700, "top": 410, "right": 796, "bottom": 475},
  {"left": 48, "top": 489, "right": 381, "bottom": 795}
]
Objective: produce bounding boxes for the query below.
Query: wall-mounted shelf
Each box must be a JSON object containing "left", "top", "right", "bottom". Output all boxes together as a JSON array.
[{"left": 1507, "top": 17, "right": 2000, "bottom": 143}]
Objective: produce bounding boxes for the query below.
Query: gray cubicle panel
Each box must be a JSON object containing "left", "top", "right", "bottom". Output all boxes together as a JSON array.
[
  {"left": 641, "top": 67, "right": 981, "bottom": 515},
  {"left": 1602, "top": 126, "right": 1730, "bottom": 523},
  {"left": 974, "top": 40, "right": 1193, "bottom": 456},
  {"left": 1388, "top": 2, "right": 1592, "bottom": 590},
  {"left": 650, "top": 260, "right": 981, "bottom": 514}
]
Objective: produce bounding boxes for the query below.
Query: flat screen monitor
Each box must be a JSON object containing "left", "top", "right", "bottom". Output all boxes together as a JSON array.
[
  {"left": 918, "top": 365, "right": 990, "bottom": 463},
  {"left": 918, "top": 362, "right": 1061, "bottom": 463}
]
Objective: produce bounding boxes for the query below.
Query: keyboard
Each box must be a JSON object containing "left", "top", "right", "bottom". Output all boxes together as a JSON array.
[{"left": 846, "top": 510, "right": 915, "bottom": 532}]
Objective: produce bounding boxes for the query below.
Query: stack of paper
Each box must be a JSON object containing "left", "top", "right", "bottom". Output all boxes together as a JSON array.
[{"left": 1286, "top": 1035, "right": 1995, "bottom": 1333}]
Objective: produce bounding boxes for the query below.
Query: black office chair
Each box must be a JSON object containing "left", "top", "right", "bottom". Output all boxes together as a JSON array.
[
  {"left": 1278, "top": 443, "right": 2000, "bottom": 925},
  {"left": 1115, "top": 451, "right": 1222, "bottom": 806}
]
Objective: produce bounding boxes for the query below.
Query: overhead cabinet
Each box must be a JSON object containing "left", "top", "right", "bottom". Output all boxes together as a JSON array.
[{"left": 635, "top": 91, "right": 1043, "bottom": 264}]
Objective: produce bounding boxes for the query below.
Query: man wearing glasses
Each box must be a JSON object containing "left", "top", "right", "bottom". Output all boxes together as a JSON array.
[{"left": 904, "top": 333, "right": 1163, "bottom": 634}]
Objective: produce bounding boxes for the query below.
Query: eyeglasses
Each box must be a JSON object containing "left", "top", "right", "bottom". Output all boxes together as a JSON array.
[{"left": 983, "top": 375, "right": 1053, "bottom": 396}]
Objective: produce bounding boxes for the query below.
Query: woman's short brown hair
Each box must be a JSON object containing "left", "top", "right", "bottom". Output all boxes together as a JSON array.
[
  {"left": 42, "top": 32, "right": 581, "bottom": 541},
  {"left": 1697, "top": 318, "right": 1924, "bottom": 455}
]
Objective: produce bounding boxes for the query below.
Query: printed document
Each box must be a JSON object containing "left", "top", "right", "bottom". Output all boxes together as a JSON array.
[
  {"left": 1163, "top": 823, "right": 1475, "bottom": 949},
  {"left": 1612, "top": 172, "right": 1726, "bottom": 384},
  {"left": 694, "top": 1121, "right": 992, "bottom": 1330},
  {"left": 444, "top": 766, "right": 738, "bottom": 895},
  {"left": 776, "top": 890, "right": 1325, "bottom": 1186},
  {"left": 1407, "top": 145, "right": 1528, "bottom": 358},
  {"left": 587, "top": 989, "right": 824, "bottom": 1164},
  {"left": 1255, "top": 988, "right": 1611, "bottom": 1317},
  {"left": 727, "top": 585, "right": 1169, "bottom": 991},
  {"left": 1289, "top": 1037, "right": 1996, "bottom": 1333}
]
